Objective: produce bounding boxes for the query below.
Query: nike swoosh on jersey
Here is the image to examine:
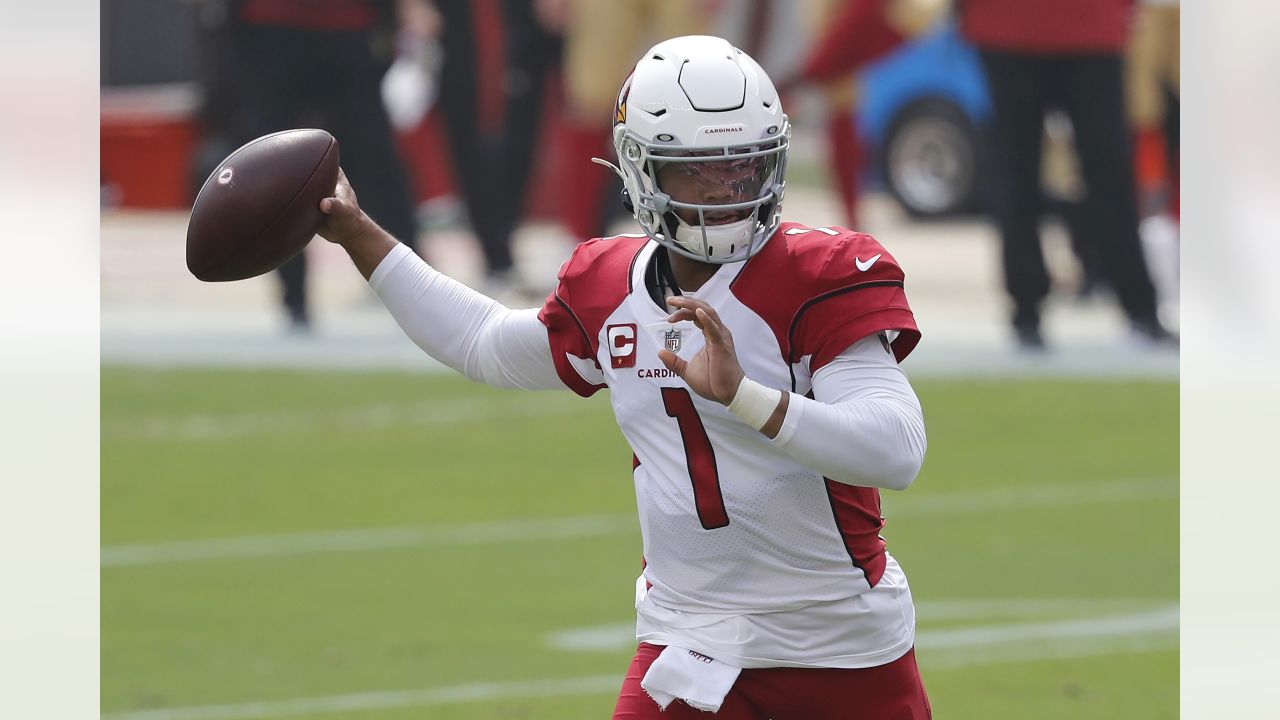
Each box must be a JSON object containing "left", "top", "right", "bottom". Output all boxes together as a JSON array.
[{"left": 855, "top": 254, "right": 882, "bottom": 272}]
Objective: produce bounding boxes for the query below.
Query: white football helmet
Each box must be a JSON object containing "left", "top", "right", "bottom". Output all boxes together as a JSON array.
[{"left": 596, "top": 35, "right": 789, "bottom": 264}]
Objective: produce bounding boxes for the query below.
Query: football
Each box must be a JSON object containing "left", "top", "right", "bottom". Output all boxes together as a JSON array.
[{"left": 186, "top": 129, "right": 340, "bottom": 282}]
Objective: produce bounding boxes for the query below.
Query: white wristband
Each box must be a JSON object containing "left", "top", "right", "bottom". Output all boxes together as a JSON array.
[{"left": 727, "top": 377, "right": 784, "bottom": 431}]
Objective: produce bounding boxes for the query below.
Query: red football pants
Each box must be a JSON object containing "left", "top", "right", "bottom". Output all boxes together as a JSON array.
[{"left": 612, "top": 643, "right": 931, "bottom": 719}]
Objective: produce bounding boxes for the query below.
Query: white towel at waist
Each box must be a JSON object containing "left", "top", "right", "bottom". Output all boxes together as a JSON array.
[{"left": 640, "top": 645, "right": 742, "bottom": 713}]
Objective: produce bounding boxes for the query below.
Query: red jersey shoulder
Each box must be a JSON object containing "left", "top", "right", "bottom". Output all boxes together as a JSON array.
[
  {"left": 733, "top": 222, "right": 920, "bottom": 369},
  {"left": 776, "top": 222, "right": 905, "bottom": 290},
  {"left": 555, "top": 234, "right": 648, "bottom": 297},
  {"left": 538, "top": 235, "right": 646, "bottom": 397},
  {"left": 543, "top": 234, "right": 648, "bottom": 351}
]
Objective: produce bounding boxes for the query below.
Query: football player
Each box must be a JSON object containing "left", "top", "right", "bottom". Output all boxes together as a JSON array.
[{"left": 319, "top": 35, "right": 931, "bottom": 719}]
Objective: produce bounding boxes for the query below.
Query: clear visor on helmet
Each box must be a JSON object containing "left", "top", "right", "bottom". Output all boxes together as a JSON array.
[{"left": 650, "top": 142, "right": 782, "bottom": 224}]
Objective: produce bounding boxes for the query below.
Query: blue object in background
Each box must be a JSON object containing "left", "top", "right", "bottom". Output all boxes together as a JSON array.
[
  {"left": 859, "top": 23, "right": 991, "bottom": 146},
  {"left": 856, "top": 24, "right": 993, "bottom": 216}
]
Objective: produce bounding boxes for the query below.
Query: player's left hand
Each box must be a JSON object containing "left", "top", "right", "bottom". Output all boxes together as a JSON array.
[{"left": 658, "top": 296, "right": 745, "bottom": 406}]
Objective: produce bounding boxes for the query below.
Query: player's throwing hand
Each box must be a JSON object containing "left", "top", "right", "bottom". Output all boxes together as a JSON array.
[
  {"left": 317, "top": 168, "right": 401, "bottom": 281},
  {"left": 317, "top": 169, "right": 376, "bottom": 247},
  {"left": 658, "top": 296, "right": 746, "bottom": 406}
]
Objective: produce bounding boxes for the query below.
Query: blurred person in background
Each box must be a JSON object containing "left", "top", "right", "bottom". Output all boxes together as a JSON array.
[
  {"left": 198, "top": 0, "right": 420, "bottom": 331},
  {"left": 1127, "top": 0, "right": 1179, "bottom": 221},
  {"left": 959, "top": 0, "right": 1175, "bottom": 349},
  {"left": 759, "top": 0, "right": 945, "bottom": 228},
  {"left": 429, "top": 0, "right": 561, "bottom": 300},
  {"left": 541, "top": 0, "right": 718, "bottom": 244},
  {"left": 316, "top": 35, "right": 932, "bottom": 719},
  {"left": 1127, "top": 0, "right": 1180, "bottom": 324}
]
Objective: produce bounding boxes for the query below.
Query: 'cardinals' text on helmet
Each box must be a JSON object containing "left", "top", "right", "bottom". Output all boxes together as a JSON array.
[{"left": 598, "top": 35, "right": 789, "bottom": 264}]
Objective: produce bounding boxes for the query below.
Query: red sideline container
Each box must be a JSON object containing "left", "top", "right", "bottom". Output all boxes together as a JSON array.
[{"left": 101, "top": 84, "right": 200, "bottom": 209}]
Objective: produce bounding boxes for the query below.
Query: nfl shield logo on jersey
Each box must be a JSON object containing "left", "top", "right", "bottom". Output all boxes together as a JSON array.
[{"left": 664, "top": 329, "right": 681, "bottom": 353}]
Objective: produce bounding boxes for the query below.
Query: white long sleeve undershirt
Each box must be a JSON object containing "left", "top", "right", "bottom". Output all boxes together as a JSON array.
[
  {"left": 369, "top": 243, "right": 563, "bottom": 390},
  {"left": 369, "top": 243, "right": 925, "bottom": 490},
  {"left": 773, "top": 335, "right": 927, "bottom": 491}
]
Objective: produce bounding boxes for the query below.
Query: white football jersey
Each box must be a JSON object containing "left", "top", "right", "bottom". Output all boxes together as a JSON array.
[{"left": 537, "top": 222, "right": 922, "bottom": 668}]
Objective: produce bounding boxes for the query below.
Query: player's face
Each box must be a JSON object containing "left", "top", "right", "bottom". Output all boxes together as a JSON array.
[{"left": 655, "top": 151, "right": 775, "bottom": 226}]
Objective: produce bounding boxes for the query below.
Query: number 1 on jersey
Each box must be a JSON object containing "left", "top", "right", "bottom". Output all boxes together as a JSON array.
[{"left": 660, "top": 387, "right": 730, "bottom": 529}]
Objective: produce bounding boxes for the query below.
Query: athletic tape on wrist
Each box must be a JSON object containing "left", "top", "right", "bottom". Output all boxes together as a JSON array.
[{"left": 728, "top": 378, "right": 784, "bottom": 431}]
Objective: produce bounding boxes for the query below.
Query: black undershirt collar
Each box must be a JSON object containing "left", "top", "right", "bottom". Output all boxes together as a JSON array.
[{"left": 644, "top": 245, "right": 683, "bottom": 310}]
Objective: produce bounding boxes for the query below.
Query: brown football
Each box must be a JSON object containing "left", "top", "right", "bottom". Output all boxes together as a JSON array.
[{"left": 186, "top": 129, "right": 340, "bottom": 282}]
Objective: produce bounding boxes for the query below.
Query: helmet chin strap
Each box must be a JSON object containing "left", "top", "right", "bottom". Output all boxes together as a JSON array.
[{"left": 672, "top": 215, "right": 756, "bottom": 263}]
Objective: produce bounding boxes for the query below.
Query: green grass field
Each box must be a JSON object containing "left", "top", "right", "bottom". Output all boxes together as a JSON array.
[{"left": 102, "top": 368, "right": 1178, "bottom": 719}]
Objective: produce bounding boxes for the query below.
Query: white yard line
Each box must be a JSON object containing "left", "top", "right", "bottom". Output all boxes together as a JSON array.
[
  {"left": 101, "top": 674, "right": 622, "bottom": 720},
  {"left": 884, "top": 476, "right": 1177, "bottom": 517},
  {"left": 546, "top": 600, "right": 1178, "bottom": 653},
  {"left": 102, "top": 606, "right": 1178, "bottom": 720},
  {"left": 925, "top": 629, "right": 1179, "bottom": 670},
  {"left": 550, "top": 602, "right": 1177, "bottom": 653},
  {"left": 546, "top": 622, "right": 636, "bottom": 652},
  {"left": 916, "top": 597, "right": 1162, "bottom": 620},
  {"left": 102, "top": 477, "right": 1175, "bottom": 568},
  {"left": 918, "top": 605, "right": 1179, "bottom": 648},
  {"left": 113, "top": 393, "right": 591, "bottom": 442},
  {"left": 102, "top": 514, "right": 637, "bottom": 567}
]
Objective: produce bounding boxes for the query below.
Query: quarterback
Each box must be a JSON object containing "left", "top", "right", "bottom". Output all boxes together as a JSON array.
[{"left": 319, "top": 35, "right": 930, "bottom": 719}]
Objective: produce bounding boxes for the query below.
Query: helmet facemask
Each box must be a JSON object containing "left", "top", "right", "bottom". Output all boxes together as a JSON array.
[{"left": 610, "top": 124, "right": 790, "bottom": 264}]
